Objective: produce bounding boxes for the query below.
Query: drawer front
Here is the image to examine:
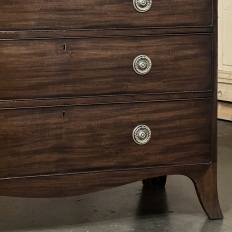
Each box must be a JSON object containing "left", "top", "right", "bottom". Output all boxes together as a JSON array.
[
  {"left": 0, "top": 35, "right": 212, "bottom": 100},
  {"left": 0, "top": 99, "right": 211, "bottom": 178},
  {"left": 0, "top": 0, "right": 212, "bottom": 31}
]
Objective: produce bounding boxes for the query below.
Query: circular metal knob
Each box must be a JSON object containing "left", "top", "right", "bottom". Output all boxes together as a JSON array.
[
  {"left": 133, "top": 125, "right": 151, "bottom": 145},
  {"left": 133, "top": 0, "right": 152, "bottom": 12},
  {"left": 133, "top": 55, "right": 152, "bottom": 75}
]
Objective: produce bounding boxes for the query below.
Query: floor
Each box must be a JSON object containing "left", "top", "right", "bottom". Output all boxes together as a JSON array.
[{"left": 0, "top": 120, "right": 231, "bottom": 232}]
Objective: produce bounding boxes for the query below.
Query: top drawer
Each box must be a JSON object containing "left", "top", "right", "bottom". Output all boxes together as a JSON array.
[{"left": 0, "top": 0, "right": 212, "bottom": 31}]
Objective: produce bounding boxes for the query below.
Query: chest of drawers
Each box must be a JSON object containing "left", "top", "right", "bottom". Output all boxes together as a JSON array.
[{"left": 0, "top": 0, "right": 223, "bottom": 220}]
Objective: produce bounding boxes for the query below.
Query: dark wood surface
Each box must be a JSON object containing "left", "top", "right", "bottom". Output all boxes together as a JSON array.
[
  {"left": 0, "top": 34, "right": 212, "bottom": 100},
  {"left": 0, "top": 162, "right": 223, "bottom": 220},
  {"left": 0, "top": 99, "right": 211, "bottom": 178},
  {"left": 0, "top": 27, "right": 213, "bottom": 40},
  {"left": 0, "top": 0, "right": 222, "bottom": 221},
  {"left": 0, "top": 92, "right": 213, "bottom": 109},
  {"left": 211, "top": 0, "right": 218, "bottom": 163},
  {"left": 187, "top": 163, "right": 223, "bottom": 220},
  {"left": 0, "top": 163, "right": 211, "bottom": 198},
  {"left": 0, "top": 0, "right": 212, "bottom": 31}
]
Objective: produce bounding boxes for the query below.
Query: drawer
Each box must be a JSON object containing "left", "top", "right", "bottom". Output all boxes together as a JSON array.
[
  {"left": 0, "top": 0, "right": 212, "bottom": 31},
  {"left": 0, "top": 98, "right": 211, "bottom": 179},
  {"left": 0, "top": 35, "right": 212, "bottom": 100}
]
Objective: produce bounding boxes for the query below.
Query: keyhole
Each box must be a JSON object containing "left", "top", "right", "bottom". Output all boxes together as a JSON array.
[
  {"left": 63, "top": 44, "right": 67, "bottom": 51},
  {"left": 62, "top": 111, "right": 66, "bottom": 118}
]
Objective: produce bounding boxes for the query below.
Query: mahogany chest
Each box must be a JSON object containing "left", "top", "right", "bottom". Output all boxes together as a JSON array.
[{"left": 0, "top": 0, "right": 223, "bottom": 220}]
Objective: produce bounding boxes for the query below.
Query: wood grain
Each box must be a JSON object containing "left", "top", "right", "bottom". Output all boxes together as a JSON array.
[
  {"left": 0, "top": 0, "right": 212, "bottom": 31},
  {"left": 0, "top": 92, "right": 213, "bottom": 109},
  {"left": 0, "top": 34, "right": 212, "bottom": 100},
  {"left": 187, "top": 163, "right": 223, "bottom": 220},
  {"left": 0, "top": 27, "right": 213, "bottom": 40},
  {"left": 0, "top": 0, "right": 223, "bottom": 221},
  {"left": 0, "top": 163, "right": 223, "bottom": 220},
  {"left": 211, "top": 0, "right": 218, "bottom": 163},
  {"left": 0, "top": 99, "right": 211, "bottom": 179},
  {"left": 0, "top": 163, "right": 210, "bottom": 198}
]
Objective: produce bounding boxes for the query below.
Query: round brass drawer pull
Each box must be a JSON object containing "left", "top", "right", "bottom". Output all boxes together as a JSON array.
[
  {"left": 133, "top": 55, "right": 152, "bottom": 75},
  {"left": 133, "top": 0, "right": 152, "bottom": 12},
  {"left": 133, "top": 125, "right": 151, "bottom": 145}
]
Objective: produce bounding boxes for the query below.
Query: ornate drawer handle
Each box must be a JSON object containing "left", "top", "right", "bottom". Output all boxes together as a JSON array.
[
  {"left": 133, "top": 0, "right": 152, "bottom": 12},
  {"left": 133, "top": 125, "right": 151, "bottom": 145},
  {"left": 133, "top": 55, "right": 152, "bottom": 75}
]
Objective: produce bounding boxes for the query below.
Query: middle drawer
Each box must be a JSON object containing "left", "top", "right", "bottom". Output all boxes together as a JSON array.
[{"left": 0, "top": 34, "right": 212, "bottom": 100}]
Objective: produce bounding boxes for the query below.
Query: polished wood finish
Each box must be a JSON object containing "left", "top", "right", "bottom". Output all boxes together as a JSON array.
[
  {"left": 0, "top": 163, "right": 222, "bottom": 219},
  {"left": 0, "top": 35, "right": 212, "bottom": 100},
  {"left": 0, "top": 92, "right": 212, "bottom": 109},
  {"left": 0, "top": 99, "right": 211, "bottom": 178},
  {"left": 0, "top": 164, "right": 212, "bottom": 198},
  {"left": 212, "top": 0, "right": 219, "bottom": 163},
  {"left": 187, "top": 164, "right": 223, "bottom": 220},
  {"left": 0, "top": 0, "right": 222, "bottom": 221},
  {"left": 0, "top": 0, "right": 212, "bottom": 31},
  {"left": 0, "top": 27, "right": 213, "bottom": 40}
]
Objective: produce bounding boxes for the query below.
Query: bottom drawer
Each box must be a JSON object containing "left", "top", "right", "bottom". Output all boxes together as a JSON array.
[{"left": 0, "top": 98, "right": 211, "bottom": 178}]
